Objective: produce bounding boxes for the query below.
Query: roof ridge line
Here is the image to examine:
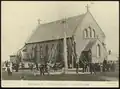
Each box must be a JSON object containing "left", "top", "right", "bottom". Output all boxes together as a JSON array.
[
  {"left": 26, "top": 13, "right": 86, "bottom": 43},
  {"left": 88, "top": 11, "right": 106, "bottom": 38},
  {"left": 72, "top": 12, "right": 87, "bottom": 35},
  {"left": 38, "top": 13, "right": 85, "bottom": 26}
]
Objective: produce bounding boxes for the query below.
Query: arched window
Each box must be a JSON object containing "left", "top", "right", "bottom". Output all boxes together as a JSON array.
[
  {"left": 52, "top": 44, "right": 54, "bottom": 49},
  {"left": 45, "top": 44, "right": 48, "bottom": 62},
  {"left": 40, "top": 45, "right": 43, "bottom": 58},
  {"left": 84, "top": 29, "right": 88, "bottom": 38},
  {"left": 46, "top": 44, "right": 48, "bottom": 55},
  {"left": 89, "top": 26, "right": 92, "bottom": 38},
  {"left": 92, "top": 29, "right": 95, "bottom": 38},
  {"left": 97, "top": 44, "right": 101, "bottom": 57}
]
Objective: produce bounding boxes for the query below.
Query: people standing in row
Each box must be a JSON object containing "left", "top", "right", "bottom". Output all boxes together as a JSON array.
[
  {"left": 30, "top": 63, "right": 50, "bottom": 76},
  {"left": 77, "top": 48, "right": 117, "bottom": 74}
]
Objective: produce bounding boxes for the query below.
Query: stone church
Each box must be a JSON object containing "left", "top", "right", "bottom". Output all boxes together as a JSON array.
[{"left": 18, "top": 8, "right": 108, "bottom": 68}]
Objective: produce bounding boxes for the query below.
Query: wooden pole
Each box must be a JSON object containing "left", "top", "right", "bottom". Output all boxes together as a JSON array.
[
  {"left": 63, "top": 31, "right": 68, "bottom": 73},
  {"left": 61, "top": 18, "right": 68, "bottom": 74}
]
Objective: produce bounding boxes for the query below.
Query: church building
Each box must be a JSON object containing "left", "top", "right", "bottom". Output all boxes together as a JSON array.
[{"left": 18, "top": 6, "right": 108, "bottom": 69}]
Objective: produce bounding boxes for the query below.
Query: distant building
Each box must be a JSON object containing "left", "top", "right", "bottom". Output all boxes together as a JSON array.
[{"left": 10, "top": 55, "right": 17, "bottom": 63}]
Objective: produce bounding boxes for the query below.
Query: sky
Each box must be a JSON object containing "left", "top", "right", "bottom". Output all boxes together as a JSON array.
[{"left": 1, "top": 1, "right": 119, "bottom": 61}]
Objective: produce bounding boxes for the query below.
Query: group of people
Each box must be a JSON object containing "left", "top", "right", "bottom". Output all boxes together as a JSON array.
[
  {"left": 102, "top": 59, "right": 115, "bottom": 72},
  {"left": 3, "top": 61, "right": 51, "bottom": 76},
  {"left": 76, "top": 49, "right": 116, "bottom": 75},
  {"left": 3, "top": 47, "right": 116, "bottom": 77},
  {"left": 12, "top": 62, "right": 19, "bottom": 72},
  {"left": 28, "top": 62, "right": 65, "bottom": 76},
  {"left": 76, "top": 59, "right": 116, "bottom": 75},
  {"left": 76, "top": 62, "right": 97, "bottom": 74},
  {"left": 76, "top": 49, "right": 97, "bottom": 74},
  {"left": 28, "top": 63, "right": 50, "bottom": 76},
  {"left": 3, "top": 61, "right": 13, "bottom": 76}
]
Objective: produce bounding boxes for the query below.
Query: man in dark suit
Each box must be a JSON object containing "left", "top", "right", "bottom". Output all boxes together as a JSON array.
[
  {"left": 103, "top": 59, "right": 107, "bottom": 72},
  {"left": 88, "top": 49, "right": 96, "bottom": 74}
]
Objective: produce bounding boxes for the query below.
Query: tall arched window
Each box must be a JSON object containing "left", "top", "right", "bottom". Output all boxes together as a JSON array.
[
  {"left": 84, "top": 29, "right": 88, "bottom": 38},
  {"left": 97, "top": 44, "right": 101, "bottom": 57},
  {"left": 45, "top": 44, "right": 48, "bottom": 63},
  {"left": 89, "top": 26, "right": 92, "bottom": 37},
  {"left": 92, "top": 29, "right": 95, "bottom": 38},
  {"left": 40, "top": 45, "right": 43, "bottom": 59},
  {"left": 46, "top": 44, "right": 48, "bottom": 55}
]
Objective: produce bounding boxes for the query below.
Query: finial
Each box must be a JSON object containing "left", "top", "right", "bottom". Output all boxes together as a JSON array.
[
  {"left": 38, "top": 19, "right": 41, "bottom": 25},
  {"left": 85, "top": 4, "right": 90, "bottom": 12}
]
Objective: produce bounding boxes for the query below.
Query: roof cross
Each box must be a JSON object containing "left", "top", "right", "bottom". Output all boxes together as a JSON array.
[{"left": 85, "top": 4, "right": 90, "bottom": 12}]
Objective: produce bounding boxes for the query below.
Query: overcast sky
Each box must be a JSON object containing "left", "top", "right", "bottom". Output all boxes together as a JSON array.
[{"left": 1, "top": 1, "right": 119, "bottom": 61}]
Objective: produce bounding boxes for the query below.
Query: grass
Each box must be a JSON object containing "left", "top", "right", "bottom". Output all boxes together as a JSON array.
[{"left": 2, "top": 70, "right": 119, "bottom": 81}]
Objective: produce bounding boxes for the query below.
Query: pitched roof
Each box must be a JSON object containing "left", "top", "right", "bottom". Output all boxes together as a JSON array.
[{"left": 26, "top": 14, "right": 85, "bottom": 43}]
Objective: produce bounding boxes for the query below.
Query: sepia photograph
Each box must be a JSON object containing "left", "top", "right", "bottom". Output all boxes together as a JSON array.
[{"left": 1, "top": 1, "right": 119, "bottom": 87}]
